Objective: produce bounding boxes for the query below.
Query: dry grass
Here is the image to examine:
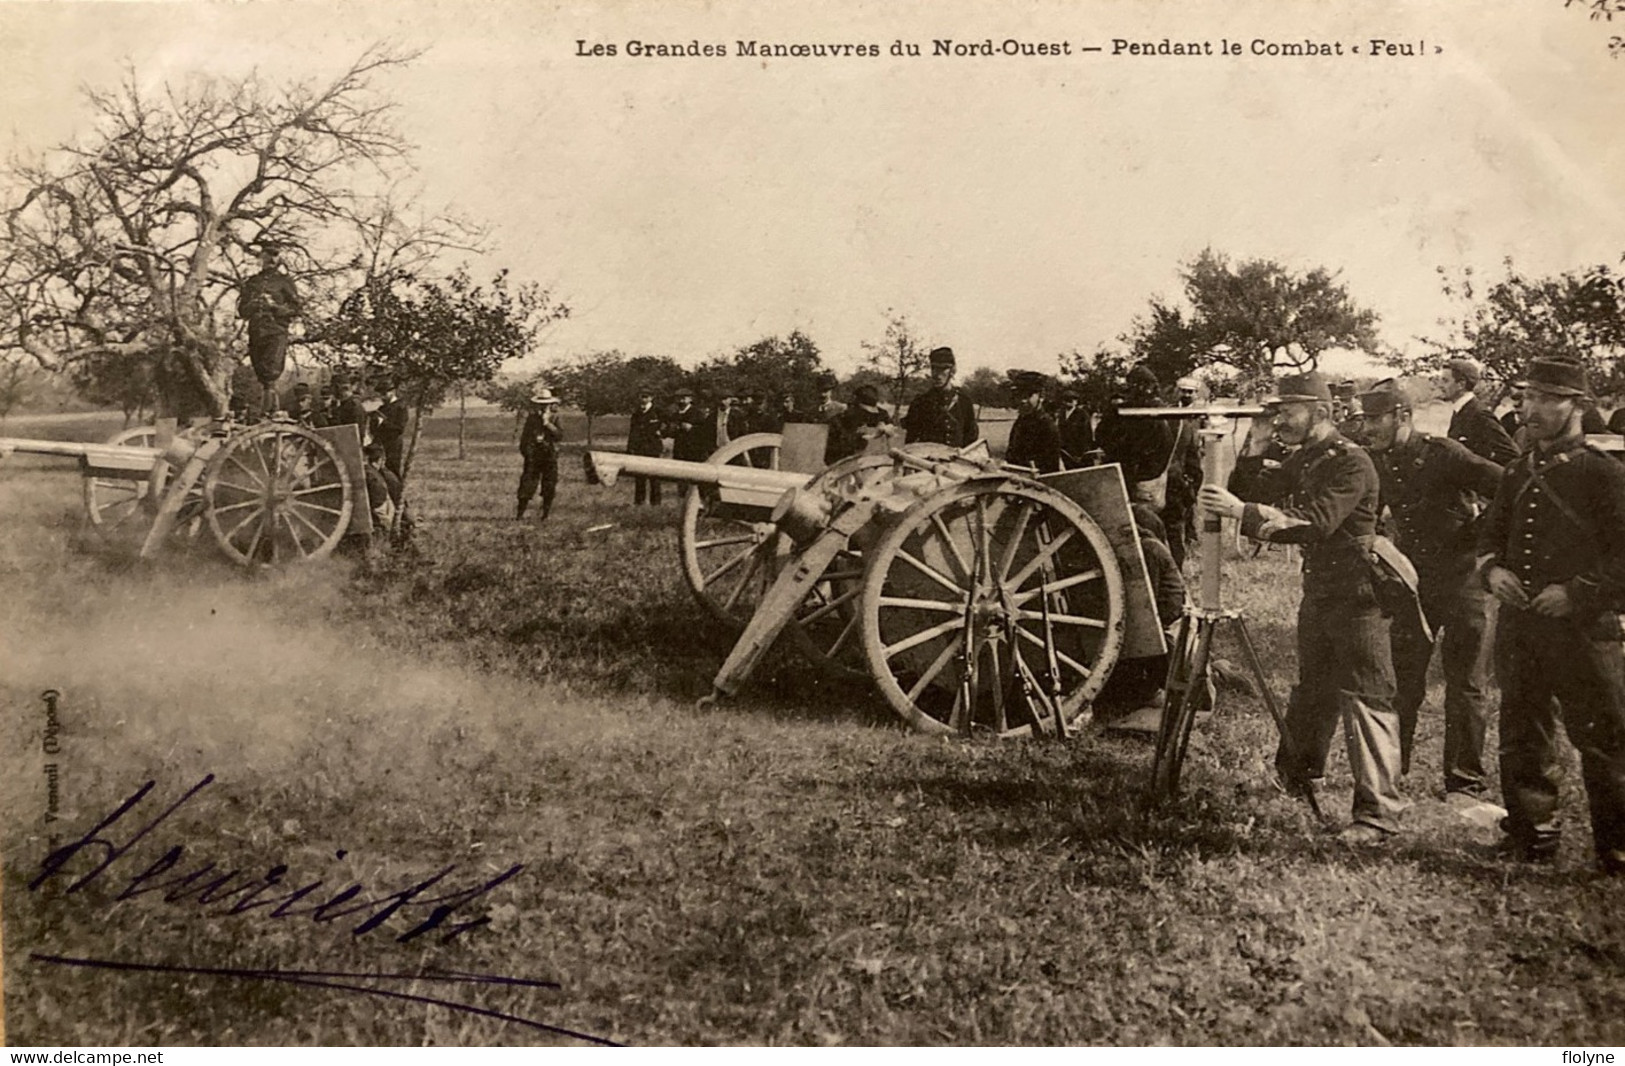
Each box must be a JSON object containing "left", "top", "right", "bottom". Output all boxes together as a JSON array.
[{"left": 2, "top": 409, "right": 1623, "bottom": 1046}]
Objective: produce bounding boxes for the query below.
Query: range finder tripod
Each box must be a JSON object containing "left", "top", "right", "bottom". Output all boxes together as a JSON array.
[{"left": 1145, "top": 427, "right": 1318, "bottom": 815}]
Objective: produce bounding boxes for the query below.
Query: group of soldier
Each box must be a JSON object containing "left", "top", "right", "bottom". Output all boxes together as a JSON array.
[{"left": 1193, "top": 356, "right": 1625, "bottom": 874}]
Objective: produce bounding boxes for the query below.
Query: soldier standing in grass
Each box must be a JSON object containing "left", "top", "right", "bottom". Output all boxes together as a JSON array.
[
  {"left": 516, "top": 388, "right": 562, "bottom": 520},
  {"left": 627, "top": 389, "right": 665, "bottom": 505},
  {"left": 901, "top": 347, "right": 978, "bottom": 448},
  {"left": 1359, "top": 379, "right": 1504, "bottom": 801},
  {"left": 668, "top": 387, "right": 708, "bottom": 463},
  {"left": 1056, "top": 386, "right": 1096, "bottom": 467},
  {"left": 1003, "top": 370, "right": 1062, "bottom": 473},
  {"left": 328, "top": 372, "right": 368, "bottom": 436},
  {"left": 370, "top": 378, "right": 409, "bottom": 480},
  {"left": 1199, "top": 371, "right": 1405, "bottom": 845},
  {"left": 1478, "top": 358, "right": 1625, "bottom": 875}
]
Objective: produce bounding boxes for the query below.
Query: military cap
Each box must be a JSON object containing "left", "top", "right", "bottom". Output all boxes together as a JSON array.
[
  {"left": 1445, "top": 358, "right": 1483, "bottom": 389},
  {"left": 675, "top": 385, "right": 695, "bottom": 399},
  {"left": 330, "top": 370, "right": 353, "bottom": 387},
  {"left": 1262, "top": 370, "right": 1333, "bottom": 405},
  {"left": 1332, "top": 378, "right": 1358, "bottom": 398},
  {"left": 376, "top": 377, "right": 396, "bottom": 392},
  {"left": 928, "top": 346, "right": 956, "bottom": 367},
  {"left": 854, "top": 384, "right": 881, "bottom": 406},
  {"left": 1006, "top": 369, "right": 1051, "bottom": 396},
  {"left": 1522, "top": 358, "right": 1590, "bottom": 398},
  {"left": 1358, "top": 378, "right": 1409, "bottom": 417},
  {"left": 292, "top": 381, "right": 312, "bottom": 395}
]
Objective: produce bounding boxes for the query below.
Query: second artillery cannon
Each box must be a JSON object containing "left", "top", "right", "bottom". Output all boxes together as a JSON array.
[{"left": 586, "top": 436, "right": 1166, "bottom": 737}]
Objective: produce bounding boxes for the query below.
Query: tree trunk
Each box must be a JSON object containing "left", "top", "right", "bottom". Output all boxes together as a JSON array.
[
  {"left": 402, "top": 405, "right": 426, "bottom": 488},
  {"left": 457, "top": 383, "right": 467, "bottom": 461},
  {"left": 586, "top": 413, "right": 594, "bottom": 447}
]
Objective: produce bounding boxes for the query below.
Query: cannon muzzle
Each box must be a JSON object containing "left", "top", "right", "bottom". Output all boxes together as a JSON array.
[{"left": 585, "top": 450, "right": 809, "bottom": 508}]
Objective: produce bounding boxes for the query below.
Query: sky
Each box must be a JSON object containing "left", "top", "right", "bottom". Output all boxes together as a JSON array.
[{"left": 0, "top": 0, "right": 1621, "bottom": 380}]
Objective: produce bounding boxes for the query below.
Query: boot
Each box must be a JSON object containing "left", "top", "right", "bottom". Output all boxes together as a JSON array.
[{"left": 516, "top": 499, "right": 528, "bottom": 519}]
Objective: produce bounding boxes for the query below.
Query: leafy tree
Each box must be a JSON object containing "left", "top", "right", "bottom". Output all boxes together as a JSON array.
[
  {"left": 691, "top": 330, "right": 827, "bottom": 410},
  {"left": 0, "top": 46, "right": 479, "bottom": 419},
  {"left": 1124, "top": 248, "right": 1384, "bottom": 390},
  {"left": 859, "top": 311, "right": 929, "bottom": 409},
  {"left": 67, "top": 348, "right": 160, "bottom": 425},
  {"left": 547, "top": 352, "right": 686, "bottom": 445},
  {"left": 324, "top": 268, "right": 564, "bottom": 480},
  {"left": 958, "top": 366, "right": 1010, "bottom": 412},
  {"left": 1397, "top": 258, "right": 1625, "bottom": 399},
  {"left": 1058, "top": 346, "right": 1136, "bottom": 412},
  {"left": 0, "top": 354, "right": 37, "bottom": 425}
]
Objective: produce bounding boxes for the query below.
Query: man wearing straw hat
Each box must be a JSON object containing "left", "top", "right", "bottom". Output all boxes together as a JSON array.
[
  {"left": 516, "top": 387, "right": 563, "bottom": 520},
  {"left": 1478, "top": 358, "right": 1625, "bottom": 874},
  {"left": 1198, "top": 371, "right": 1405, "bottom": 845}
]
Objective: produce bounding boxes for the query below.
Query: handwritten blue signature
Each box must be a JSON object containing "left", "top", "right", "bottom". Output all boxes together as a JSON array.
[{"left": 29, "top": 775, "right": 620, "bottom": 1045}]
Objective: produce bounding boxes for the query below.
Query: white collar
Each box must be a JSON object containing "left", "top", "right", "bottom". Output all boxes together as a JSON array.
[{"left": 1451, "top": 392, "right": 1475, "bottom": 414}]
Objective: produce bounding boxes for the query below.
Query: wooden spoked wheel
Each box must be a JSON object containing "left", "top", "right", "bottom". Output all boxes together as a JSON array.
[
  {"left": 860, "top": 478, "right": 1125, "bottom": 736},
  {"left": 84, "top": 425, "right": 159, "bottom": 537},
  {"left": 680, "top": 433, "right": 789, "bottom": 627},
  {"left": 781, "top": 444, "right": 970, "bottom": 676},
  {"left": 202, "top": 423, "right": 353, "bottom": 567}
]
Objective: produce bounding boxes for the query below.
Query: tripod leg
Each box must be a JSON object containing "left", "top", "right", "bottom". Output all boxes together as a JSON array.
[
  {"left": 1152, "top": 615, "right": 1214, "bottom": 802},
  {"left": 1233, "top": 615, "right": 1323, "bottom": 820}
]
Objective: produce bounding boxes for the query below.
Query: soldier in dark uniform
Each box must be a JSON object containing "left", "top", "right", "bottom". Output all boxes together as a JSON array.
[
  {"left": 825, "top": 384, "right": 895, "bottom": 463},
  {"left": 668, "top": 388, "right": 709, "bottom": 463},
  {"left": 816, "top": 374, "right": 846, "bottom": 423},
  {"left": 1443, "top": 358, "right": 1519, "bottom": 465},
  {"left": 236, "top": 243, "right": 301, "bottom": 412},
  {"left": 1056, "top": 387, "right": 1096, "bottom": 466},
  {"left": 1003, "top": 370, "right": 1062, "bottom": 473},
  {"left": 1097, "top": 365, "right": 1182, "bottom": 557},
  {"left": 627, "top": 390, "right": 666, "bottom": 505},
  {"left": 1200, "top": 371, "right": 1405, "bottom": 844},
  {"left": 901, "top": 347, "right": 978, "bottom": 448},
  {"left": 516, "top": 388, "right": 563, "bottom": 520},
  {"left": 370, "top": 378, "right": 409, "bottom": 480},
  {"left": 1479, "top": 358, "right": 1625, "bottom": 874},
  {"left": 1360, "top": 379, "right": 1504, "bottom": 798}
]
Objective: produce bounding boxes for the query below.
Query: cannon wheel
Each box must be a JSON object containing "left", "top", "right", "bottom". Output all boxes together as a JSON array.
[
  {"left": 202, "top": 423, "right": 353, "bottom": 567},
  {"left": 783, "top": 443, "right": 969, "bottom": 676},
  {"left": 83, "top": 425, "right": 158, "bottom": 536},
  {"left": 679, "top": 432, "right": 788, "bottom": 627},
  {"left": 859, "top": 478, "right": 1125, "bottom": 737}
]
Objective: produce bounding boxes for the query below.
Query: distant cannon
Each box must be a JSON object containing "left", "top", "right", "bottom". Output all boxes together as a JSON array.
[
  {"left": 586, "top": 434, "right": 1165, "bottom": 737},
  {"left": 1, "top": 416, "right": 361, "bottom": 567}
]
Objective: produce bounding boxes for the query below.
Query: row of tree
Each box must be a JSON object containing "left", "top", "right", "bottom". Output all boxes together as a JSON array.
[{"left": 3, "top": 44, "right": 1623, "bottom": 463}]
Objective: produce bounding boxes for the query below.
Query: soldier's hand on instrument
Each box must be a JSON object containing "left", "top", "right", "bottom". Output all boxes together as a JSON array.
[
  {"left": 1529, "top": 583, "right": 1575, "bottom": 618},
  {"left": 1484, "top": 566, "right": 1530, "bottom": 609},
  {"left": 1198, "top": 484, "right": 1244, "bottom": 520}
]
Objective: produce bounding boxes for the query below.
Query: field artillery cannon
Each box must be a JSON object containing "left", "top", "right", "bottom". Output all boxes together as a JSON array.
[
  {"left": 1, "top": 416, "right": 360, "bottom": 567},
  {"left": 587, "top": 438, "right": 1166, "bottom": 736}
]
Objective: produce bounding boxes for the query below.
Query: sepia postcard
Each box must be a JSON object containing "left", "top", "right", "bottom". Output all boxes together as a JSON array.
[{"left": 2, "top": 0, "right": 1622, "bottom": 1048}]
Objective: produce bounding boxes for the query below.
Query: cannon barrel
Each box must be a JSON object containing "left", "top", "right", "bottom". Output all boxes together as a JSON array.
[
  {"left": 1, "top": 437, "right": 162, "bottom": 473},
  {"left": 585, "top": 450, "right": 809, "bottom": 509},
  {"left": 1117, "top": 405, "right": 1267, "bottom": 419}
]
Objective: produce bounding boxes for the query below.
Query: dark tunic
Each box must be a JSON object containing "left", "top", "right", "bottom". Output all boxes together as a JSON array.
[
  {"left": 1095, "top": 409, "right": 1175, "bottom": 484},
  {"left": 237, "top": 269, "right": 300, "bottom": 386},
  {"left": 668, "top": 405, "right": 710, "bottom": 463},
  {"left": 1448, "top": 396, "right": 1519, "bottom": 466},
  {"left": 1372, "top": 431, "right": 1502, "bottom": 564},
  {"left": 1005, "top": 408, "right": 1062, "bottom": 473},
  {"left": 1057, "top": 404, "right": 1095, "bottom": 464},
  {"left": 901, "top": 386, "right": 978, "bottom": 448},
  {"left": 627, "top": 405, "right": 665, "bottom": 457},
  {"left": 1241, "top": 432, "right": 1382, "bottom": 598},
  {"left": 825, "top": 405, "right": 891, "bottom": 464}
]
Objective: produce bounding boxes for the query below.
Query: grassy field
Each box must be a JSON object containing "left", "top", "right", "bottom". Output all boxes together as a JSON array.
[{"left": 2, "top": 408, "right": 1623, "bottom": 1046}]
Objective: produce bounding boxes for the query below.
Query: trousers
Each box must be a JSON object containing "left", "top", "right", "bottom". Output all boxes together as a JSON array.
[
  {"left": 247, "top": 327, "right": 288, "bottom": 387},
  {"left": 1276, "top": 591, "right": 1405, "bottom": 832},
  {"left": 633, "top": 476, "right": 662, "bottom": 505},
  {"left": 1496, "top": 610, "right": 1625, "bottom": 862},
  {"left": 1391, "top": 556, "right": 1496, "bottom": 794},
  {"left": 517, "top": 450, "right": 558, "bottom": 518}
]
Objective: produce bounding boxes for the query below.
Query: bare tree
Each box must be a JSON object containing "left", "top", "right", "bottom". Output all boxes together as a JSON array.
[{"left": 0, "top": 45, "right": 479, "bottom": 418}]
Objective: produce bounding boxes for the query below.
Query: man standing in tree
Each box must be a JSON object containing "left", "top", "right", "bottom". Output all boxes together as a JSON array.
[
  {"left": 1359, "top": 379, "right": 1504, "bottom": 800},
  {"left": 1200, "top": 371, "right": 1405, "bottom": 845},
  {"left": 1479, "top": 359, "right": 1625, "bottom": 875},
  {"left": 901, "top": 346, "right": 978, "bottom": 448},
  {"left": 516, "top": 388, "right": 562, "bottom": 520},
  {"left": 236, "top": 243, "right": 301, "bottom": 412}
]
